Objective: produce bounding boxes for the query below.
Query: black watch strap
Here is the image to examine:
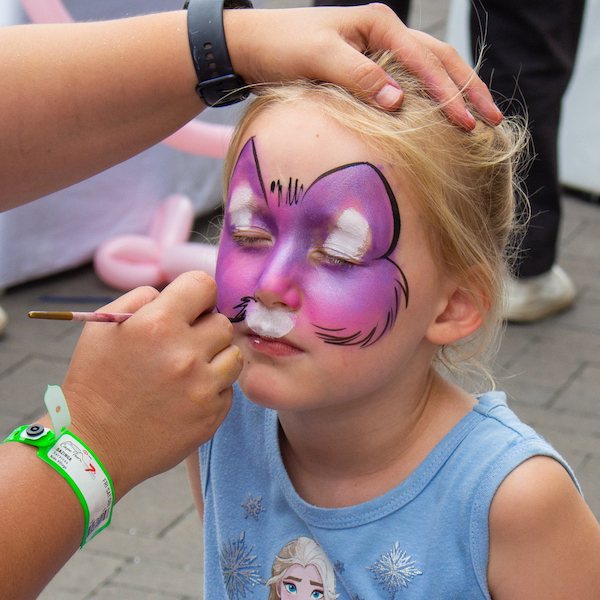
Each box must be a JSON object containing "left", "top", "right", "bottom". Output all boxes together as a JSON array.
[{"left": 184, "top": 0, "right": 253, "bottom": 107}]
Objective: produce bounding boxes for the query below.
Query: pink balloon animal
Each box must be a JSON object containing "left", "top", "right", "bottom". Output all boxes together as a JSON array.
[{"left": 94, "top": 195, "right": 218, "bottom": 291}]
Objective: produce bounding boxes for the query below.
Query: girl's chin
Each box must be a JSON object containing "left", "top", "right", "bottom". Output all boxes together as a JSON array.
[{"left": 237, "top": 366, "right": 307, "bottom": 411}]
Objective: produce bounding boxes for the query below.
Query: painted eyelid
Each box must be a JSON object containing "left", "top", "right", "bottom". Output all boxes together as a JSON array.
[
  {"left": 320, "top": 208, "right": 372, "bottom": 262},
  {"left": 319, "top": 242, "right": 365, "bottom": 261},
  {"left": 230, "top": 229, "right": 274, "bottom": 248},
  {"left": 231, "top": 225, "right": 272, "bottom": 237}
]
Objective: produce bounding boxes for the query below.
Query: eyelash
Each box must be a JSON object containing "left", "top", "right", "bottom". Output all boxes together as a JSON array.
[
  {"left": 231, "top": 229, "right": 273, "bottom": 249},
  {"left": 312, "top": 249, "right": 361, "bottom": 268}
]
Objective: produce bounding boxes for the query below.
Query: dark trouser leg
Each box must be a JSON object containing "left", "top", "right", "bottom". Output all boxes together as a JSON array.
[{"left": 470, "top": 0, "right": 585, "bottom": 277}]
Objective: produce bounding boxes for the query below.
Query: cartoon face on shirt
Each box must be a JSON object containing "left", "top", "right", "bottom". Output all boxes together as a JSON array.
[
  {"left": 216, "top": 136, "right": 408, "bottom": 348},
  {"left": 278, "top": 564, "right": 325, "bottom": 599}
]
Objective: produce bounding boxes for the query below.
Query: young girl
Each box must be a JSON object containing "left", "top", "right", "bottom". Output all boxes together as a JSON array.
[{"left": 186, "top": 54, "right": 600, "bottom": 599}]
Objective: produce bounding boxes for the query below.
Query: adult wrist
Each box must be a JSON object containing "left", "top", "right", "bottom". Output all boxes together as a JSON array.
[
  {"left": 183, "top": 0, "right": 253, "bottom": 107},
  {"left": 2, "top": 386, "right": 114, "bottom": 547}
]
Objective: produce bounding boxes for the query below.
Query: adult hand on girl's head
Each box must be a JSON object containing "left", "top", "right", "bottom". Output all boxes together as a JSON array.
[
  {"left": 60, "top": 271, "right": 241, "bottom": 502},
  {"left": 224, "top": 5, "right": 503, "bottom": 131}
]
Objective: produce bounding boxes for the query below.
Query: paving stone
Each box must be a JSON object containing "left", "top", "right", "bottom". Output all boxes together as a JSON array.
[
  {"left": 90, "top": 512, "right": 204, "bottom": 571},
  {"left": 110, "top": 560, "right": 203, "bottom": 598},
  {"left": 0, "top": 355, "right": 70, "bottom": 425},
  {"left": 493, "top": 325, "right": 538, "bottom": 368},
  {"left": 90, "top": 587, "right": 188, "bottom": 599},
  {"left": 552, "top": 362, "right": 600, "bottom": 417},
  {"left": 109, "top": 463, "right": 197, "bottom": 538},
  {"left": 37, "top": 551, "right": 126, "bottom": 600},
  {"left": 576, "top": 454, "right": 600, "bottom": 517},
  {"left": 501, "top": 378, "right": 559, "bottom": 409}
]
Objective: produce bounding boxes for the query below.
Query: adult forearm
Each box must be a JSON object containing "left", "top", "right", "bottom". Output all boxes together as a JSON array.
[
  {"left": 0, "top": 11, "right": 201, "bottom": 209},
  {"left": 0, "top": 441, "right": 85, "bottom": 599}
]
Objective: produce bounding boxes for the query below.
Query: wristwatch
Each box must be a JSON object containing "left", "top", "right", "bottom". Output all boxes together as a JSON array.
[{"left": 184, "top": 0, "right": 253, "bottom": 107}]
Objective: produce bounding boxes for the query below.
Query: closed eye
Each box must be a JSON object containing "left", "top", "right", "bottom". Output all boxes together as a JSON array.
[
  {"left": 231, "top": 228, "right": 273, "bottom": 249},
  {"left": 311, "top": 248, "right": 362, "bottom": 268}
]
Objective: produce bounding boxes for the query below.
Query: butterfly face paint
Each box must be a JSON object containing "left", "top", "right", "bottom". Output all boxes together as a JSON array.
[{"left": 216, "top": 137, "right": 408, "bottom": 347}]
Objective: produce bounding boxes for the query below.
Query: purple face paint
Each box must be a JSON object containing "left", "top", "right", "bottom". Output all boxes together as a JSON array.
[{"left": 216, "top": 137, "right": 408, "bottom": 347}]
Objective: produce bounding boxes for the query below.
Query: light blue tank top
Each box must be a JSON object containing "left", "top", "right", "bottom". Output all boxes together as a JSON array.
[{"left": 200, "top": 384, "right": 577, "bottom": 600}]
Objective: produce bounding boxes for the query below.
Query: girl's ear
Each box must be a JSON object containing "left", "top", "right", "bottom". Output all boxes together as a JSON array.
[{"left": 426, "top": 279, "right": 490, "bottom": 346}]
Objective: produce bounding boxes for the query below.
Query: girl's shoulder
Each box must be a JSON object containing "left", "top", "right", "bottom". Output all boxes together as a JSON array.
[{"left": 487, "top": 454, "right": 600, "bottom": 599}]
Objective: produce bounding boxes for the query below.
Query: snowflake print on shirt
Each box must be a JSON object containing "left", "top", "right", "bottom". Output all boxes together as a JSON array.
[
  {"left": 367, "top": 542, "right": 422, "bottom": 597},
  {"left": 220, "top": 531, "right": 264, "bottom": 599},
  {"left": 241, "top": 493, "right": 266, "bottom": 520}
]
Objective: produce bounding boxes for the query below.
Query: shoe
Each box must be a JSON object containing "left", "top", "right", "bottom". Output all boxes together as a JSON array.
[
  {"left": 0, "top": 304, "right": 6, "bottom": 337},
  {"left": 505, "top": 265, "right": 576, "bottom": 323}
]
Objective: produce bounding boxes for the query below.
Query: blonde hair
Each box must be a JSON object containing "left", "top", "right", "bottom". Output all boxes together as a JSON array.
[
  {"left": 266, "top": 536, "right": 338, "bottom": 600},
  {"left": 223, "top": 53, "right": 529, "bottom": 388}
]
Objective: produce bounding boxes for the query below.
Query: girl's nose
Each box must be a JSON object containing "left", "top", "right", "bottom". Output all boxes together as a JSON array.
[{"left": 253, "top": 245, "right": 302, "bottom": 310}]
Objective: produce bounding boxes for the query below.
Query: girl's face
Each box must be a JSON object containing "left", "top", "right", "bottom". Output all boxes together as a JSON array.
[
  {"left": 216, "top": 101, "right": 450, "bottom": 412},
  {"left": 277, "top": 564, "right": 324, "bottom": 599}
]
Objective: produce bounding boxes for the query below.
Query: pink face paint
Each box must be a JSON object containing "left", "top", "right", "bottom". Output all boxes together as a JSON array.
[{"left": 216, "top": 138, "right": 408, "bottom": 347}]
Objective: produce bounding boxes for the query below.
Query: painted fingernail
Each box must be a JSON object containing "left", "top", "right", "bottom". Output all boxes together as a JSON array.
[{"left": 375, "top": 84, "right": 403, "bottom": 109}]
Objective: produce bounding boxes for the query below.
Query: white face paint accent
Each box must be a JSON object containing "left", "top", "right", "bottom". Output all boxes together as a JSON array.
[
  {"left": 246, "top": 302, "right": 296, "bottom": 339},
  {"left": 227, "top": 183, "right": 255, "bottom": 229},
  {"left": 323, "top": 208, "right": 371, "bottom": 262}
]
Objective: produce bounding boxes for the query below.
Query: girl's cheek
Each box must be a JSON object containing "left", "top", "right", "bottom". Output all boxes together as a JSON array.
[
  {"left": 216, "top": 252, "right": 257, "bottom": 304},
  {"left": 302, "top": 267, "right": 394, "bottom": 329}
]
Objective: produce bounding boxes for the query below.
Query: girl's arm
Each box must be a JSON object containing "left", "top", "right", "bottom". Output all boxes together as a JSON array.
[
  {"left": 186, "top": 449, "right": 205, "bottom": 522},
  {"left": 488, "top": 455, "right": 600, "bottom": 599},
  {"left": 0, "top": 6, "right": 501, "bottom": 211}
]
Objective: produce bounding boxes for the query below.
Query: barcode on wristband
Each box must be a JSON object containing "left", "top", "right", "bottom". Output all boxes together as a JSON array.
[{"left": 88, "top": 507, "right": 110, "bottom": 537}]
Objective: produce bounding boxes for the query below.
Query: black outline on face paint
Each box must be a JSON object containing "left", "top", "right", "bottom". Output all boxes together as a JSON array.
[
  {"left": 223, "top": 137, "right": 410, "bottom": 348},
  {"left": 250, "top": 137, "right": 269, "bottom": 206},
  {"left": 271, "top": 178, "right": 304, "bottom": 207},
  {"left": 229, "top": 296, "right": 256, "bottom": 323},
  {"left": 307, "top": 162, "right": 409, "bottom": 347}
]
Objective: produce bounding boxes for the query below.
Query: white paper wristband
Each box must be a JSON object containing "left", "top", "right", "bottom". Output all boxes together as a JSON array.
[{"left": 39, "top": 432, "right": 114, "bottom": 546}]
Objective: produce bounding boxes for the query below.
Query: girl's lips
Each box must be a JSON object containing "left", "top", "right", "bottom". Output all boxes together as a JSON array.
[{"left": 246, "top": 333, "right": 303, "bottom": 357}]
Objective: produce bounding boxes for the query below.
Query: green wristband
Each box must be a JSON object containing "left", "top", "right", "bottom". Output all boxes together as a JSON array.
[{"left": 2, "top": 386, "right": 114, "bottom": 547}]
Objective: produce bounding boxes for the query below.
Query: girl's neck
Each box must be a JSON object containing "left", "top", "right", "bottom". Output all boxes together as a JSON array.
[{"left": 278, "top": 370, "right": 475, "bottom": 508}]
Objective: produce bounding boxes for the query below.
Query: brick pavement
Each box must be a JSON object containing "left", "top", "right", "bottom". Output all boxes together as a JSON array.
[{"left": 1, "top": 2, "right": 600, "bottom": 598}]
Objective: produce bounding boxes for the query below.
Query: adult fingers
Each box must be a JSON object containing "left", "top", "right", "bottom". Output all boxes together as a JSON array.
[
  {"left": 334, "top": 4, "right": 502, "bottom": 128},
  {"left": 136, "top": 270, "right": 218, "bottom": 325},
  {"left": 227, "top": 5, "right": 501, "bottom": 128},
  {"left": 97, "top": 284, "right": 160, "bottom": 314},
  {"left": 191, "top": 311, "right": 236, "bottom": 363},
  {"left": 210, "top": 343, "right": 244, "bottom": 391},
  {"left": 409, "top": 30, "right": 503, "bottom": 126}
]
